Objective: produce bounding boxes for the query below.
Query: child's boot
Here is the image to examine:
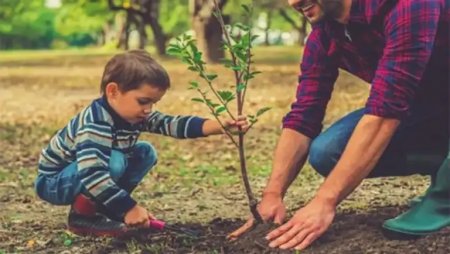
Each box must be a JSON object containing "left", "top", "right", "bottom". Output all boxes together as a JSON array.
[
  {"left": 68, "top": 194, "right": 127, "bottom": 237},
  {"left": 383, "top": 156, "right": 450, "bottom": 237}
]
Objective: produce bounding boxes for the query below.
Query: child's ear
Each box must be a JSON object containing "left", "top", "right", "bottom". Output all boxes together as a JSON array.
[{"left": 105, "top": 82, "right": 120, "bottom": 98}]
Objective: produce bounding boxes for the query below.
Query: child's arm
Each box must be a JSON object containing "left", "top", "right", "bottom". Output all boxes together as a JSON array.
[
  {"left": 202, "top": 116, "right": 249, "bottom": 136},
  {"left": 142, "top": 111, "right": 205, "bottom": 138},
  {"left": 142, "top": 111, "right": 248, "bottom": 138}
]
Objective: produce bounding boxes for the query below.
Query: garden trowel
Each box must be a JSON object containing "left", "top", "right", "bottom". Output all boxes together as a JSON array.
[{"left": 147, "top": 218, "right": 199, "bottom": 237}]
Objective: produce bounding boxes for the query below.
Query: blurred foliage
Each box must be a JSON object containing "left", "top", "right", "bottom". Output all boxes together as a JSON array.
[{"left": 0, "top": 0, "right": 305, "bottom": 49}]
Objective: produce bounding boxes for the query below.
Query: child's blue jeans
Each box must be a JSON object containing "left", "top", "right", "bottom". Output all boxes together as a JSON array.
[{"left": 35, "top": 141, "right": 157, "bottom": 205}]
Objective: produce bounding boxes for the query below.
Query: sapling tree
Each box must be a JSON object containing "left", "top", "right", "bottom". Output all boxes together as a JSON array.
[{"left": 167, "top": 1, "right": 269, "bottom": 223}]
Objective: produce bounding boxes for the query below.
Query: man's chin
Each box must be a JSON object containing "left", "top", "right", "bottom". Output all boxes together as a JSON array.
[{"left": 306, "top": 15, "right": 325, "bottom": 24}]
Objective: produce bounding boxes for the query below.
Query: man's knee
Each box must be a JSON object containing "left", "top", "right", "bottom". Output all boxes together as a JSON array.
[{"left": 308, "top": 136, "right": 340, "bottom": 177}]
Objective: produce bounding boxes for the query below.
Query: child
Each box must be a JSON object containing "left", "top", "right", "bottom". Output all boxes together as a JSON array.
[{"left": 35, "top": 50, "right": 247, "bottom": 237}]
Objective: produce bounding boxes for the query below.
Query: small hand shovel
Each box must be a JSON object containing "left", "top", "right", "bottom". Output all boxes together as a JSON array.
[{"left": 148, "top": 219, "right": 199, "bottom": 237}]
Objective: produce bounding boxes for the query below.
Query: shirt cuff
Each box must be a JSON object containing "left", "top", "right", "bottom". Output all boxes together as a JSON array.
[
  {"left": 282, "top": 122, "right": 319, "bottom": 139},
  {"left": 187, "top": 117, "right": 207, "bottom": 138},
  {"left": 364, "top": 104, "right": 408, "bottom": 120}
]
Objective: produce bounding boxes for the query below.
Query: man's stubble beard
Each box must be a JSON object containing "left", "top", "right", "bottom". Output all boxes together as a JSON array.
[{"left": 317, "top": 0, "right": 345, "bottom": 21}]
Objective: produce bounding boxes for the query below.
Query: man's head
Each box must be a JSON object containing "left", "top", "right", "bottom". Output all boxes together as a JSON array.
[
  {"left": 100, "top": 50, "right": 169, "bottom": 124},
  {"left": 288, "top": 0, "right": 349, "bottom": 24}
]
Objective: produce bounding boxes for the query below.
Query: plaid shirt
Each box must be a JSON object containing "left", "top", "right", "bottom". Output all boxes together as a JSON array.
[{"left": 283, "top": 0, "right": 449, "bottom": 138}]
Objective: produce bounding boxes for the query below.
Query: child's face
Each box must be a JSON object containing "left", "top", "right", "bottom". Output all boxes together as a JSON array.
[{"left": 106, "top": 83, "right": 166, "bottom": 124}]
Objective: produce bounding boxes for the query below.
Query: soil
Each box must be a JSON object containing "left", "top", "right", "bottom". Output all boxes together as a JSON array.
[
  {"left": 6, "top": 207, "right": 448, "bottom": 254},
  {"left": 123, "top": 209, "right": 450, "bottom": 254}
]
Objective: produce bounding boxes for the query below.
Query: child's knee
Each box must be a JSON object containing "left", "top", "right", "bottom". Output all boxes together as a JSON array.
[
  {"left": 134, "top": 141, "right": 158, "bottom": 167},
  {"left": 109, "top": 150, "right": 128, "bottom": 180}
]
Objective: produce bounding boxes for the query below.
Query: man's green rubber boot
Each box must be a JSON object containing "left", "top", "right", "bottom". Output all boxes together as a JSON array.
[{"left": 383, "top": 155, "right": 450, "bottom": 238}]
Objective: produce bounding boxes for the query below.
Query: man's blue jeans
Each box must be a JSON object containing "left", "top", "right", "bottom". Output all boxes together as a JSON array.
[
  {"left": 309, "top": 107, "right": 448, "bottom": 177},
  {"left": 35, "top": 142, "right": 157, "bottom": 205}
]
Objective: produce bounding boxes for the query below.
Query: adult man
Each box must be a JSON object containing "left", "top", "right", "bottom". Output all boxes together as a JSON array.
[{"left": 230, "top": 0, "right": 449, "bottom": 250}]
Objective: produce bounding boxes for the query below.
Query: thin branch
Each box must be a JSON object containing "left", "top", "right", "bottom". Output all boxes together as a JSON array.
[
  {"left": 196, "top": 89, "right": 239, "bottom": 148},
  {"left": 184, "top": 46, "right": 236, "bottom": 121}
]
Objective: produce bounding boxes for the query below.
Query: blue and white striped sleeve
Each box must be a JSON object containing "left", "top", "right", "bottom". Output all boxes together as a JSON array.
[
  {"left": 142, "top": 111, "right": 206, "bottom": 138},
  {"left": 75, "top": 121, "right": 136, "bottom": 219}
]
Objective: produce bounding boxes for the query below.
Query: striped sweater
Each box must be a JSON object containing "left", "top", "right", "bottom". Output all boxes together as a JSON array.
[{"left": 38, "top": 96, "right": 206, "bottom": 218}]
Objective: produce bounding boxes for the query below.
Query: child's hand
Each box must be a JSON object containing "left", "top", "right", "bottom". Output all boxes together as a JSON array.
[
  {"left": 125, "top": 204, "right": 153, "bottom": 227},
  {"left": 223, "top": 115, "right": 249, "bottom": 134}
]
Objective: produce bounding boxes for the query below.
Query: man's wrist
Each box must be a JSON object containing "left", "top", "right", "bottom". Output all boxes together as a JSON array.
[
  {"left": 314, "top": 189, "right": 339, "bottom": 207},
  {"left": 262, "top": 189, "right": 283, "bottom": 199}
]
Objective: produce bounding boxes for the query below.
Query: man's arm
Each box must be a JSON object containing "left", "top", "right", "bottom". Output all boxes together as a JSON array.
[
  {"left": 316, "top": 115, "right": 399, "bottom": 205},
  {"left": 263, "top": 128, "right": 311, "bottom": 198},
  {"left": 267, "top": 1, "right": 441, "bottom": 250}
]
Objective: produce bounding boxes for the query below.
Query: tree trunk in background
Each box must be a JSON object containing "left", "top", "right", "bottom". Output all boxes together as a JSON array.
[
  {"left": 264, "top": 11, "right": 272, "bottom": 46},
  {"left": 142, "top": 0, "right": 167, "bottom": 55},
  {"left": 190, "top": 0, "right": 227, "bottom": 63},
  {"left": 279, "top": 9, "right": 309, "bottom": 46},
  {"left": 108, "top": 0, "right": 168, "bottom": 54}
]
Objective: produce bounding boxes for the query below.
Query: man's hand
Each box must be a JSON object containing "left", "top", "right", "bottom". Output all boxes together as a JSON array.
[
  {"left": 227, "top": 192, "right": 286, "bottom": 239},
  {"left": 266, "top": 197, "right": 335, "bottom": 250},
  {"left": 124, "top": 205, "right": 153, "bottom": 227}
]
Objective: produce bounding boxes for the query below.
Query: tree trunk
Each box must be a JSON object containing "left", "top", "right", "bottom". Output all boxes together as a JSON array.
[
  {"left": 279, "top": 8, "right": 309, "bottom": 46},
  {"left": 136, "top": 15, "right": 147, "bottom": 49},
  {"left": 264, "top": 11, "right": 272, "bottom": 46},
  {"left": 147, "top": 15, "right": 166, "bottom": 55},
  {"left": 190, "top": 0, "right": 227, "bottom": 63}
]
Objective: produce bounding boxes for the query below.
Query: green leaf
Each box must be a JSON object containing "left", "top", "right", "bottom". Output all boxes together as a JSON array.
[
  {"left": 205, "top": 99, "right": 220, "bottom": 108},
  {"left": 235, "top": 23, "right": 250, "bottom": 31},
  {"left": 231, "top": 65, "right": 243, "bottom": 71},
  {"left": 63, "top": 239, "right": 72, "bottom": 246},
  {"left": 193, "top": 51, "right": 202, "bottom": 62},
  {"left": 189, "top": 81, "right": 199, "bottom": 89},
  {"left": 166, "top": 47, "right": 180, "bottom": 56},
  {"left": 191, "top": 98, "right": 204, "bottom": 103},
  {"left": 188, "top": 66, "right": 198, "bottom": 72},
  {"left": 251, "top": 35, "right": 259, "bottom": 42},
  {"left": 241, "top": 4, "right": 250, "bottom": 14},
  {"left": 237, "top": 83, "right": 246, "bottom": 92},
  {"left": 206, "top": 74, "right": 218, "bottom": 81},
  {"left": 215, "top": 106, "right": 226, "bottom": 115},
  {"left": 221, "top": 58, "right": 234, "bottom": 67},
  {"left": 256, "top": 107, "right": 271, "bottom": 117},
  {"left": 217, "top": 90, "right": 235, "bottom": 102}
]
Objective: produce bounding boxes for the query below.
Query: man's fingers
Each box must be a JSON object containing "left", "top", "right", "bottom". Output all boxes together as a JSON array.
[
  {"left": 227, "top": 219, "right": 254, "bottom": 240},
  {"left": 273, "top": 210, "right": 286, "bottom": 224},
  {"left": 295, "top": 232, "right": 319, "bottom": 250},
  {"left": 268, "top": 224, "right": 303, "bottom": 248},
  {"left": 266, "top": 221, "right": 293, "bottom": 241},
  {"left": 279, "top": 225, "right": 312, "bottom": 249}
]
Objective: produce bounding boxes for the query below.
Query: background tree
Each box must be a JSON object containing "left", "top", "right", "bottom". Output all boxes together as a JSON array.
[
  {"left": 107, "top": 0, "right": 168, "bottom": 55},
  {"left": 279, "top": 8, "right": 308, "bottom": 46},
  {"left": 189, "top": 0, "right": 228, "bottom": 63}
]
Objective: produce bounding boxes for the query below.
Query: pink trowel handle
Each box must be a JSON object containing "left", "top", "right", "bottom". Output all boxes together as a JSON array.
[{"left": 148, "top": 219, "right": 166, "bottom": 230}]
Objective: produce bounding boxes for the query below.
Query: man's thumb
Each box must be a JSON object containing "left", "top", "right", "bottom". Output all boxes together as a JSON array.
[{"left": 273, "top": 211, "right": 285, "bottom": 224}]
